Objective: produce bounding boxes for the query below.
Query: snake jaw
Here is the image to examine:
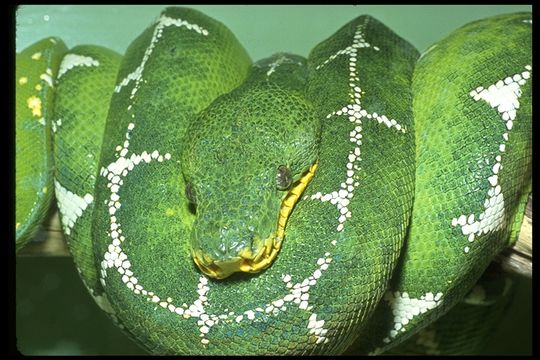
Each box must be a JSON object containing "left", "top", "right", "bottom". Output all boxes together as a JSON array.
[
  {"left": 192, "top": 161, "right": 318, "bottom": 279},
  {"left": 192, "top": 235, "right": 282, "bottom": 279}
]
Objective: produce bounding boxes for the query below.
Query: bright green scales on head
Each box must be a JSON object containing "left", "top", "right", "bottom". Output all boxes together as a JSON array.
[{"left": 182, "top": 57, "right": 320, "bottom": 278}]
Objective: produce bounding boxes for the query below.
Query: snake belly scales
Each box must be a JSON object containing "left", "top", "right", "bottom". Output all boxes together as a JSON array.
[{"left": 15, "top": 7, "right": 531, "bottom": 355}]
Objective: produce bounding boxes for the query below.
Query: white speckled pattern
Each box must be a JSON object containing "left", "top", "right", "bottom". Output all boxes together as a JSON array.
[
  {"left": 58, "top": 54, "right": 100, "bottom": 79},
  {"left": 452, "top": 65, "right": 531, "bottom": 253},
  {"left": 54, "top": 179, "right": 94, "bottom": 235}
]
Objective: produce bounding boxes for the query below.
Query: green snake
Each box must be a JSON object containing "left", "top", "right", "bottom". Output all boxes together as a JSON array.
[{"left": 16, "top": 7, "right": 531, "bottom": 355}]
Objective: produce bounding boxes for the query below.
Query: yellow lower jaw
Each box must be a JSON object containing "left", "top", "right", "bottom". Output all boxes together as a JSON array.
[
  {"left": 193, "top": 161, "right": 318, "bottom": 279},
  {"left": 276, "top": 161, "right": 318, "bottom": 241}
]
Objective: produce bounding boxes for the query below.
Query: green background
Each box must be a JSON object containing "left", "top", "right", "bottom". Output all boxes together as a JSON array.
[{"left": 15, "top": 5, "right": 532, "bottom": 355}]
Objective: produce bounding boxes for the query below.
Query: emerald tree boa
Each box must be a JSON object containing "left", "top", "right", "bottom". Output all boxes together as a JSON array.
[{"left": 16, "top": 7, "right": 531, "bottom": 355}]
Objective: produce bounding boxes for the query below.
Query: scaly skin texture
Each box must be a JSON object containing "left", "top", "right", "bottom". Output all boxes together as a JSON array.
[
  {"left": 181, "top": 80, "right": 320, "bottom": 278},
  {"left": 16, "top": 37, "right": 67, "bottom": 250},
  {"left": 52, "top": 44, "right": 122, "bottom": 319},
  {"left": 301, "top": 15, "right": 417, "bottom": 353},
  {"left": 91, "top": 7, "right": 255, "bottom": 354},
  {"left": 349, "top": 13, "right": 532, "bottom": 354},
  {"left": 15, "top": 7, "right": 531, "bottom": 355},
  {"left": 383, "top": 264, "right": 516, "bottom": 355}
]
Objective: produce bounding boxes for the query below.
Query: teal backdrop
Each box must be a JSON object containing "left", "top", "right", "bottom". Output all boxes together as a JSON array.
[{"left": 15, "top": 5, "right": 532, "bottom": 355}]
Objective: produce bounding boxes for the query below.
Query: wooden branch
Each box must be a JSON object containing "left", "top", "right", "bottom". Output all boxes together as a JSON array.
[
  {"left": 18, "top": 197, "right": 533, "bottom": 278},
  {"left": 18, "top": 204, "right": 69, "bottom": 257},
  {"left": 496, "top": 195, "right": 532, "bottom": 278}
]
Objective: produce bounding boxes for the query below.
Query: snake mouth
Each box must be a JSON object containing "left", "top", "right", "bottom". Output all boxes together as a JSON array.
[{"left": 192, "top": 161, "right": 318, "bottom": 279}]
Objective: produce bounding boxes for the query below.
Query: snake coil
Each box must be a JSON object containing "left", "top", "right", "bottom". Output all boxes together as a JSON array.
[{"left": 16, "top": 7, "right": 531, "bottom": 355}]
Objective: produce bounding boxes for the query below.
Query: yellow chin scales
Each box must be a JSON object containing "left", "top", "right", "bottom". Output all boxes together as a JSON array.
[
  {"left": 192, "top": 161, "right": 318, "bottom": 279},
  {"left": 191, "top": 236, "right": 280, "bottom": 279},
  {"left": 277, "top": 161, "right": 318, "bottom": 241}
]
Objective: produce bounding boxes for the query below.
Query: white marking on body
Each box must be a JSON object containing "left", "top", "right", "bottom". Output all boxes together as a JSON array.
[
  {"left": 52, "top": 118, "right": 62, "bottom": 133},
  {"left": 307, "top": 313, "right": 328, "bottom": 344},
  {"left": 54, "top": 179, "right": 94, "bottom": 235},
  {"left": 58, "top": 54, "right": 100, "bottom": 79},
  {"left": 39, "top": 72, "right": 54, "bottom": 87},
  {"left": 99, "top": 134, "right": 332, "bottom": 343},
  {"left": 263, "top": 54, "right": 302, "bottom": 77},
  {"left": 381, "top": 291, "right": 443, "bottom": 344},
  {"left": 311, "top": 18, "right": 406, "bottom": 233},
  {"left": 93, "top": 15, "right": 392, "bottom": 348},
  {"left": 114, "top": 15, "right": 208, "bottom": 97},
  {"left": 454, "top": 66, "right": 531, "bottom": 253}
]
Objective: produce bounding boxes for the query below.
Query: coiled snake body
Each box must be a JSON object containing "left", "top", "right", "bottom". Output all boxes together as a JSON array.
[{"left": 16, "top": 7, "right": 531, "bottom": 354}]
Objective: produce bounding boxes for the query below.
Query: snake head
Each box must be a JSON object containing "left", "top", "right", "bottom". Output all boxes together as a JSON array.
[{"left": 181, "top": 82, "right": 320, "bottom": 279}]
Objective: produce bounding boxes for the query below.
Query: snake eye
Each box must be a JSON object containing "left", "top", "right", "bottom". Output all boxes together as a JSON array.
[
  {"left": 276, "top": 165, "right": 292, "bottom": 190},
  {"left": 185, "top": 182, "right": 197, "bottom": 205}
]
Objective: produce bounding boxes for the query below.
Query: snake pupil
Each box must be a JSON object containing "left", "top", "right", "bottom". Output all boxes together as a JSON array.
[
  {"left": 185, "top": 182, "right": 197, "bottom": 206},
  {"left": 276, "top": 165, "right": 292, "bottom": 190}
]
